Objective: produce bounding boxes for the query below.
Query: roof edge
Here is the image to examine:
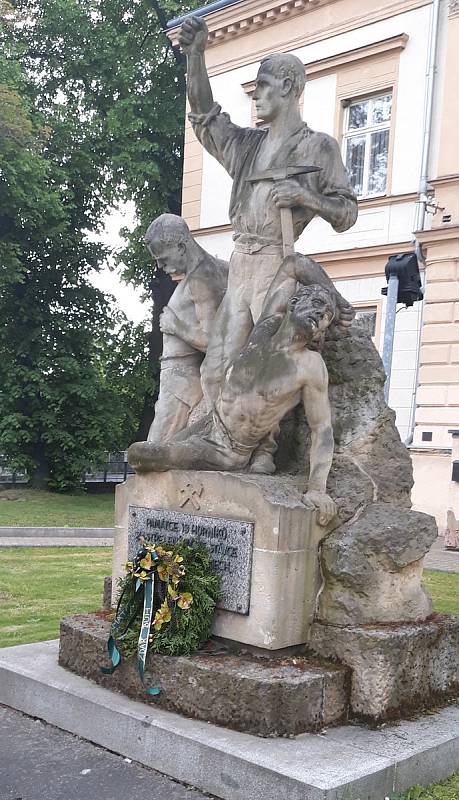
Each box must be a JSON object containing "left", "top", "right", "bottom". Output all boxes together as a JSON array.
[{"left": 167, "top": 0, "right": 243, "bottom": 29}]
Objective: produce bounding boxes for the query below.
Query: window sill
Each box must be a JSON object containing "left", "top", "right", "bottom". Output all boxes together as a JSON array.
[{"left": 357, "top": 192, "right": 417, "bottom": 209}]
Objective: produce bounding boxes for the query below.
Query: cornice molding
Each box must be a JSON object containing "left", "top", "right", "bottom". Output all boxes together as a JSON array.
[
  {"left": 310, "top": 240, "right": 414, "bottom": 264},
  {"left": 168, "top": 0, "right": 429, "bottom": 74},
  {"left": 169, "top": 0, "right": 327, "bottom": 46},
  {"left": 192, "top": 223, "right": 233, "bottom": 236},
  {"left": 358, "top": 192, "right": 417, "bottom": 209},
  {"left": 416, "top": 225, "right": 459, "bottom": 244},
  {"left": 430, "top": 173, "right": 459, "bottom": 187}
]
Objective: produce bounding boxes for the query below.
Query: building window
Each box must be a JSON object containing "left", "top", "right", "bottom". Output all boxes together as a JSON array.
[
  {"left": 354, "top": 305, "right": 379, "bottom": 343},
  {"left": 343, "top": 93, "right": 392, "bottom": 198}
]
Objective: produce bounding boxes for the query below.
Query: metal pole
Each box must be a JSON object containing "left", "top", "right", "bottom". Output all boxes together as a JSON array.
[{"left": 382, "top": 274, "right": 399, "bottom": 402}]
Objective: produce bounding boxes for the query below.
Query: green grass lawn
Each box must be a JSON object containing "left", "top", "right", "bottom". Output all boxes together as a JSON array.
[
  {"left": 392, "top": 772, "right": 459, "bottom": 799},
  {"left": 0, "top": 488, "right": 114, "bottom": 527},
  {"left": 422, "top": 570, "right": 459, "bottom": 616},
  {"left": 0, "top": 547, "right": 111, "bottom": 647}
]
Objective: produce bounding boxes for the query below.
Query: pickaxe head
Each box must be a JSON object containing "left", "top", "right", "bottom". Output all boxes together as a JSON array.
[{"left": 246, "top": 164, "right": 321, "bottom": 183}]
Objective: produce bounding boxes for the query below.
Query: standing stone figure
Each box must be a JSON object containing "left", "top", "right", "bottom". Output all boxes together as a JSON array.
[
  {"left": 178, "top": 16, "right": 357, "bottom": 471},
  {"left": 129, "top": 281, "right": 337, "bottom": 526},
  {"left": 145, "top": 214, "right": 228, "bottom": 442}
]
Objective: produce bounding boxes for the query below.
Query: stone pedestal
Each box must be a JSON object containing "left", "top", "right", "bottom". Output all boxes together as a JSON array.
[
  {"left": 310, "top": 617, "right": 459, "bottom": 720},
  {"left": 59, "top": 614, "right": 350, "bottom": 736},
  {"left": 112, "top": 471, "right": 323, "bottom": 650}
]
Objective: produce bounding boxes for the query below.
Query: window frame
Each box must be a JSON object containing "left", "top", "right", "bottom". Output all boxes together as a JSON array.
[
  {"left": 352, "top": 300, "right": 383, "bottom": 348},
  {"left": 342, "top": 91, "right": 393, "bottom": 200}
]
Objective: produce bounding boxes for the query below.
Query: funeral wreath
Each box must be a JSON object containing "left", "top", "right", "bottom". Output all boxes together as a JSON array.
[{"left": 101, "top": 539, "right": 221, "bottom": 694}]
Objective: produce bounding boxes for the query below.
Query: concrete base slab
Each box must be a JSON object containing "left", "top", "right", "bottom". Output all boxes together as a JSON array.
[{"left": 1, "top": 640, "right": 458, "bottom": 800}]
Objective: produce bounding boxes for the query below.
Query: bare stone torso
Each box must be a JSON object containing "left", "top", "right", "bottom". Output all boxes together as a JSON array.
[{"left": 217, "top": 344, "right": 318, "bottom": 446}]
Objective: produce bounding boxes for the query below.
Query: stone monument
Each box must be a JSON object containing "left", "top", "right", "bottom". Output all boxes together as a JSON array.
[{"left": 60, "top": 13, "right": 458, "bottom": 734}]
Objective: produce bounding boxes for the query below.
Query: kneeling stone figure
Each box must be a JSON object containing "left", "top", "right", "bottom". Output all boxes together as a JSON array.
[{"left": 145, "top": 214, "right": 228, "bottom": 443}]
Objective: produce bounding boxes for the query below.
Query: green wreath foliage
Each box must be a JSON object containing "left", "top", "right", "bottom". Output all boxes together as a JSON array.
[{"left": 116, "top": 541, "right": 221, "bottom": 658}]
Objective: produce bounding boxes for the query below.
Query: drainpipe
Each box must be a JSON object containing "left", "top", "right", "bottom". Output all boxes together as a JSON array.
[{"left": 405, "top": 0, "right": 442, "bottom": 445}]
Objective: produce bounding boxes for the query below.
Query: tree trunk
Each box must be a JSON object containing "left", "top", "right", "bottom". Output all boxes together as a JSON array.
[{"left": 29, "top": 445, "right": 50, "bottom": 490}]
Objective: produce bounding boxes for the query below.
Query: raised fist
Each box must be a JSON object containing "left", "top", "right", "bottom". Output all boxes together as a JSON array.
[{"left": 178, "top": 16, "right": 209, "bottom": 55}]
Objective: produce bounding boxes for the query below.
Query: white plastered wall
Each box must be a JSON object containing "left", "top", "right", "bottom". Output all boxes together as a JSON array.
[{"left": 199, "top": 4, "right": 432, "bottom": 248}]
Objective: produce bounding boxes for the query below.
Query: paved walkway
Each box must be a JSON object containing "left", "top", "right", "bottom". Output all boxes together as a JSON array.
[
  {"left": 0, "top": 527, "right": 114, "bottom": 547},
  {"left": 0, "top": 706, "right": 212, "bottom": 800},
  {"left": 424, "top": 536, "right": 459, "bottom": 573},
  {"left": 0, "top": 529, "right": 458, "bottom": 571},
  {"left": 0, "top": 536, "right": 113, "bottom": 546}
]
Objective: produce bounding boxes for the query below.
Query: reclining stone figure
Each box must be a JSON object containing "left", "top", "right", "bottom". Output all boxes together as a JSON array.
[{"left": 128, "top": 279, "right": 337, "bottom": 525}]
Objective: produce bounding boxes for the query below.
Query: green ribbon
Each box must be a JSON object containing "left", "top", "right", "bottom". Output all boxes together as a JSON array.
[
  {"left": 137, "top": 575, "right": 160, "bottom": 696},
  {"left": 101, "top": 582, "right": 141, "bottom": 675},
  {"left": 101, "top": 575, "right": 160, "bottom": 696}
]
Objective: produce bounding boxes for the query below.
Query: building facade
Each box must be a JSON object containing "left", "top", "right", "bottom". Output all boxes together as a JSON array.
[{"left": 169, "top": 0, "right": 459, "bottom": 527}]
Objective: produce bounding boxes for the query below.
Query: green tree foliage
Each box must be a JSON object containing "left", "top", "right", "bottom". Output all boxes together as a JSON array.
[
  {"left": 1, "top": 0, "right": 200, "bottom": 478},
  {"left": 0, "top": 14, "right": 123, "bottom": 490},
  {"left": 97, "top": 318, "right": 156, "bottom": 447},
  {"left": 11, "top": 0, "right": 196, "bottom": 435}
]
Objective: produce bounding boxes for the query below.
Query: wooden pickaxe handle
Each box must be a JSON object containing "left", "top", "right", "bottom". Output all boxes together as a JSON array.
[
  {"left": 246, "top": 165, "right": 321, "bottom": 258},
  {"left": 280, "top": 207, "right": 295, "bottom": 258}
]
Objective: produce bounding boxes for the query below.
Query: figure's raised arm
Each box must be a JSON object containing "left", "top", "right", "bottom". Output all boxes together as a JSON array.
[
  {"left": 301, "top": 356, "right": 336, "bottom": 527},
  {"left": 178, "top": 17, "right": 213, "bottom": 115}
]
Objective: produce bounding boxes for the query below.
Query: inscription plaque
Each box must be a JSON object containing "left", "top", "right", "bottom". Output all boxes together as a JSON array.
[{"left": 128, "top": 506, "right": 254, "bottom": 614}]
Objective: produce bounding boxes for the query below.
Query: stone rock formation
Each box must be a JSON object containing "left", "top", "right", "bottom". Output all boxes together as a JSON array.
[
  {"left": 317, "top": 502, "right": 436, "bottom": 625},
  {"left": 277, "top": 318, "right": 436, "bottom": 626}
]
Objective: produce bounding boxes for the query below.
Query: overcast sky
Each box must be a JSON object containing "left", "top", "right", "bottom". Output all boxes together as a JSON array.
[{"left": 89, "top": 203, "right": 149, "bottom": 325}]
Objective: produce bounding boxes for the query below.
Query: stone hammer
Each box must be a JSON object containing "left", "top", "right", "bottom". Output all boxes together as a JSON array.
[{"left": 247, "top": 165, "right": 321, "bottom": 257}]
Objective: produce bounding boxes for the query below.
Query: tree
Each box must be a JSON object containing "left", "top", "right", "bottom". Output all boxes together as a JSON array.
[
  {"left": 4, "top": 0, "right": 199, "bottom": 450},
  {"left": 0, "top": 13, "right": 123, "bottom": 490}
]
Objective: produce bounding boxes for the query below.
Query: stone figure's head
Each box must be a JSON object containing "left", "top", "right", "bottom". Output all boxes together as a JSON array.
[
  {"left": 288, "top": 284, "right": 336, "bottom": 345},
  {"left": 144, "top": 214, "right": 191, "bottom": 281},
  {"left": 254, "top": 53, "right": 306, "bottom": 122}
]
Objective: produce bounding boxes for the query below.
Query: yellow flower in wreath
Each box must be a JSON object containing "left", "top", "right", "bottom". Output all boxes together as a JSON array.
[
  {"left": 177, "top": 592, "right": 193, "bottom": 610},
  {"left": 134, "top": 569, "right": 149, "bottom": 581},
  {"left": 139, "top": 552, "right": 153, "bottom": 570},
  {"left": 157, "top": 562, "right": 169, "bottom": 582},
  {"left": 153, "top": 600, "right": 172, "bottom": 631},
  {"left": 167, "top": 584, "right": 179, "bottom": 601}
]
